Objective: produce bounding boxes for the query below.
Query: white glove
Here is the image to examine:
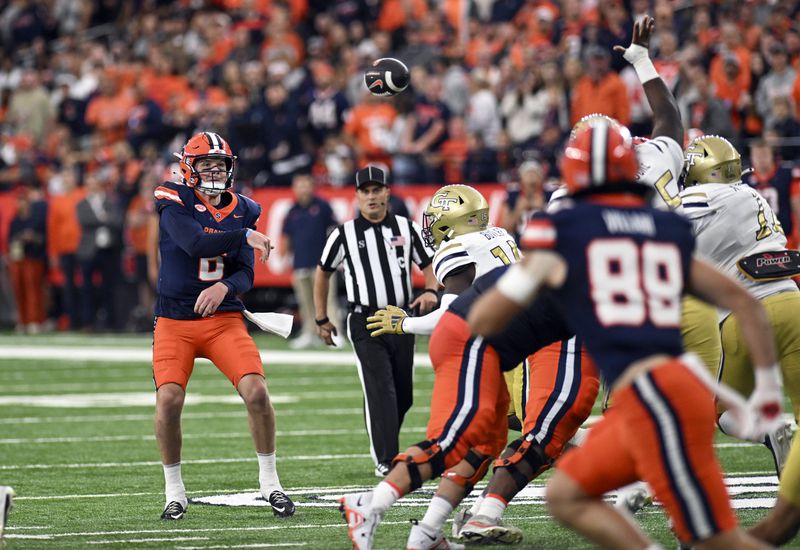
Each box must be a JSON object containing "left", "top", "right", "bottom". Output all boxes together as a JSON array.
[{"left": 747, "top": 365, "right": 784, "bottom": 437}]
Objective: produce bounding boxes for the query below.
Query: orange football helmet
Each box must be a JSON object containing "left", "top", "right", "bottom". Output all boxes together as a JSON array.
[
  {"left": 561, "top": 118, "right": 639, "bottom": 194},
  {"left": 177, "top": 132, "right": 236, "bottom": 195}
]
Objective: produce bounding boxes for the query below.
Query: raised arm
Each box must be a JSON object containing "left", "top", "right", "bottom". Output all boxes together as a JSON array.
[{"left": 614, "top": 15, "right": 682, "bottom": 144}]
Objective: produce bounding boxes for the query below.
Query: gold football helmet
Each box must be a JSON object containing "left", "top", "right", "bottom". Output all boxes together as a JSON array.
[
  {"left": 683, "top": 135, "right": 742, "bottom": 187},
  {"left": 422, "top": 184, "right": 489, "bottom": 250},
  {"left": 570, "top": 113, "right": 622, "bottom": 140}
]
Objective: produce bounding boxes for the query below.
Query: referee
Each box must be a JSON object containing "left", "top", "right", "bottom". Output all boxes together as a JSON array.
[{"left": 313, "top": 165, "right": 438, "bottom": 477}]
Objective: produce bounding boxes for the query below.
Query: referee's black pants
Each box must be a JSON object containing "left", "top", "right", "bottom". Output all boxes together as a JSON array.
[{"left": 347, "top": 311, "right": 415, "bottom": 466}]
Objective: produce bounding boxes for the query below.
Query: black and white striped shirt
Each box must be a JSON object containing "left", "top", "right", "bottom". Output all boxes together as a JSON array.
[{"left": 318, "top": 213, "right": 433, "bottom": 308}]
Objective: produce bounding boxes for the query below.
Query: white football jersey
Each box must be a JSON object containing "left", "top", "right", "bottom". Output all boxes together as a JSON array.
[
  {"left": 634, "top": 136, "right": 684, "bottom": 209},
  {"left": 678, "top": 183, "right": 797, "bottom": 301},
  {"left": 432, "top": 227, "right": 520, "bottom": 285}
]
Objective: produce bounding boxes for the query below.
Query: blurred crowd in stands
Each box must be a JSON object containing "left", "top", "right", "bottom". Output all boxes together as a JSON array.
[{"left": 2, "top": 0, "right": 800, "bottom": 333}]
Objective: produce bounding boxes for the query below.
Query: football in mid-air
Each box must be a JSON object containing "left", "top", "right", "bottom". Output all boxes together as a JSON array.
[{"left": 364, "top": 58, "right": 410, "bottom": 96}]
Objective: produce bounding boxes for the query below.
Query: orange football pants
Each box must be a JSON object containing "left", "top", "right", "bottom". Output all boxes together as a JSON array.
[
  {"left": 153, "top": 311, "right": 264, "bottom": 390},
  {"left": 524, "top": 337, "right": 599, "bottom": 460},
  {"left": 427, "top": 312, "right": 510, "bottom": 469},
  {"left": 557, "top": 358, "right": 736, "bottom": 543}
]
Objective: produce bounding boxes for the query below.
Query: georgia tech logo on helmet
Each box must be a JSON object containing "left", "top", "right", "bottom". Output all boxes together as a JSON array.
[
  {"left": 430, "top": 192, "right": 459, "bottom": 211},
  {"left": 685, "top": 151, "right": 704, "bottom": 167}
]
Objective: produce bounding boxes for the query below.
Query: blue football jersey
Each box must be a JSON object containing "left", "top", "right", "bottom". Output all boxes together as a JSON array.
[
  {"left": 525, "top": 198, "right": 695, "bottom": 387},
  {"left": 449, "top": 265, "right": 573, "bottom": 371},
  {"left": 154, "top": 181, "right": 261, "bottom": 320}
]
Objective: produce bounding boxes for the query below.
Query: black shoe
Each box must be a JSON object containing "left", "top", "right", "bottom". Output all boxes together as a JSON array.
[
  {"left": 374, "top": 462, "right": 391, "bottom": 477},
  {"left": 268, "top": 490, "right": 295, "bottom": 518},
  {"left": 160, "top": 501, "right": 186, "bottom": 520}
]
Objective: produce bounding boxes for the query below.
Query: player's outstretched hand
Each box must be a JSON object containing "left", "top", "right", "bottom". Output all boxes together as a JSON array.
[
  {"left": 246, "top": 230, "right": 273, "bottom": 264},
  {"left": 409, "top": 291, "right": 438, "bottom": 315},
  {"left": 614, "top": 15, "right": 654, "bottom": 56},
  {"left": 366, "top": 306, "right": 407, "bottom": 337},
  {"left": 194, "top": 282, "right": 229, "bottom": 317},
  {"left": 317, "top": 320, "right": 338, "bottom": 346}
]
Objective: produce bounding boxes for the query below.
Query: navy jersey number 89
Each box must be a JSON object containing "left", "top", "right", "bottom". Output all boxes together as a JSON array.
[
  {"left": 525, "top": 199, "right": 696, "bottom": 387},
  {"left": 154, "top": 181, "right": 261, "bottom": 320}
]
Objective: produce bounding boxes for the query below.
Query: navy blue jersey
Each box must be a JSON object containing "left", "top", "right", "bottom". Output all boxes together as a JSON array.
[
  {"left": 450, "top": 265, "right": 573, "bottom": 371},
  {"left": 526, "top": 198, "right": 695, "bottom": 387},
  {"left": 154, "top": 181, "right": 261, "bottom": 320}
]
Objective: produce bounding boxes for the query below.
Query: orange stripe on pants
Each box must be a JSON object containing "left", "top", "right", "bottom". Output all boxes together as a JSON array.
[{"left": 9, "top": 258, "right": 46, "bottom": 325}]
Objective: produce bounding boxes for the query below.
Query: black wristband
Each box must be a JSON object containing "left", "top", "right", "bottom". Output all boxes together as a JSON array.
[
  {"left": 420, "top": 288, "right": 439, "bottom": 297},
  {"left": 315, "top": 317, "right": 330, "bottom": 326}
]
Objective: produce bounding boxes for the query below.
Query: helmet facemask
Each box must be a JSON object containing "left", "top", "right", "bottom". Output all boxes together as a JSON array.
[{"left": 191, "top": 155, "right": 235, "bottom": 196}]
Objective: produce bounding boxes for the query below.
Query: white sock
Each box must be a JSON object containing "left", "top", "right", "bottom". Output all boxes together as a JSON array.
[
  {"left": 468, "top": 494, "right": 484, "bottom": 516},
  {"left": 258, "top": 452, "right": 282, "bottom": 495},
  {"left": 163, "top": 462, "right": 186, "bottom": 506},
  {"left": 371, "top": 481, "right": 401, "bottom": 515},
  {"left": 645, "top": 545, "right": 664, "bottom": 550},
  {"left": 477, "top": 494, "right": 507, "bottom": 519},
  {"left": 421, "top": 495, "right": 454, "bottom": 531}
]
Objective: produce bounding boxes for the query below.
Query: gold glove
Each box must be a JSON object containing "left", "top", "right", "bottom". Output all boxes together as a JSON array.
[{"left": 366, "top": 305, "right": 407, "bottom": 337}]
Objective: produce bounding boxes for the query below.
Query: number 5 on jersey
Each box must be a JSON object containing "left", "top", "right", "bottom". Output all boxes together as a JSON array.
[
  {"left": 199, "top": 256, "right": 224, "bottom": 282},
  {"left": 588, "top": 239, "right": 682, "bottom": 327}
]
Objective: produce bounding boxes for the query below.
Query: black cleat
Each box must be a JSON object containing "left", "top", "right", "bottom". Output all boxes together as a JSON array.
[
  {"left": 160, "top": 501, "right": 186, "bottom": 520},
  {"left": 268, "top": 490, "right": 295, "bottom": 518},
  {"left": 0, "top": 486, "right": 15, "bottom": 539}
]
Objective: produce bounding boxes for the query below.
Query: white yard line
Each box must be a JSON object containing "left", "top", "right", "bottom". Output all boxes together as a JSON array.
[
  {"left": 0, "top": 407, "right": 431, "bottom": 425},
  {"left": 0, "top": 453, "right": 372, "bottom": 471},
  {"left": 0, "top": 426, "right": 427, "bottom": 445},
  {"left": 0, "top": 346, "right": 432, "bottom": 367}
]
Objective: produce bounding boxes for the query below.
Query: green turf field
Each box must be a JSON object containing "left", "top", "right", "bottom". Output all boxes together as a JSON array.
[{"left": 0, "top": 333, "right": 794, "bottom": 549}]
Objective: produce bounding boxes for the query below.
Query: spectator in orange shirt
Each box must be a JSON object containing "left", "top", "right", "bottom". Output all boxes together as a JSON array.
[
  {"left": 569, "top": 46, "right": 630, "bottom": 126},
  {"left": 712, "top": 55, "right": 750, "bottom": 133},
  {"left": 439, "top": 116, "right": 469, "bottom": 184},
  {"left": 84, "top": 73, "right": 136, "bottom": 145},
  {"left": 344, "top": 91, "right": 398, "bottom": 167},
  {"left": 376, "top": 0, "right": 428, "bottom": 34},
  {"left": 709, "top": 23, "right": 752, "bottom": 92},
  {"left": 47, "top": 168, "right": 84, "bottom": 330}
]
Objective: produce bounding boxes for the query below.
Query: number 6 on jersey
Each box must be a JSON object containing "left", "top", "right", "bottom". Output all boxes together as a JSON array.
[{"left": 199, "top": 256, "right": 224, "bottom": 282}]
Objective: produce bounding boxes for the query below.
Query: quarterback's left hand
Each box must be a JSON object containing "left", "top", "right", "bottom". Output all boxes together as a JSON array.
[
  {"left": 366, "top": 306, "right": 407, "bottom": 337},
  {"left": 195, "top": 282, "right": 229, "bottom": 317}
]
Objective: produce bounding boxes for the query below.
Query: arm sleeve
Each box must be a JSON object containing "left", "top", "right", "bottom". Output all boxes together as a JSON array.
[
  {"left": 159, "top": 204, "right": 247, "bottom": 258},
  {"left": 432, "top": 241, "right": 475, "bottom": 285},
  {"left": 221, "top": 245, "right": 255, "bottom": 296},
  {"left": 318, "top": 226, "right": 345, "bottom": 271},
  {"left": 401, "top": 293, "right": 458, "bottom": 335},
  {"left": 410, "top": 219, "right": 434, "bottom": 268}
]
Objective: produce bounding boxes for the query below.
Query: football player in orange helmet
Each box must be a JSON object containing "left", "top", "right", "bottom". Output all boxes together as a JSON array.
[
  {"left": 468, "top": 118, "right": 782, "bottom": 550},
  {"left": 153, "top": 131, "right": 294, "bottom": 521}
]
